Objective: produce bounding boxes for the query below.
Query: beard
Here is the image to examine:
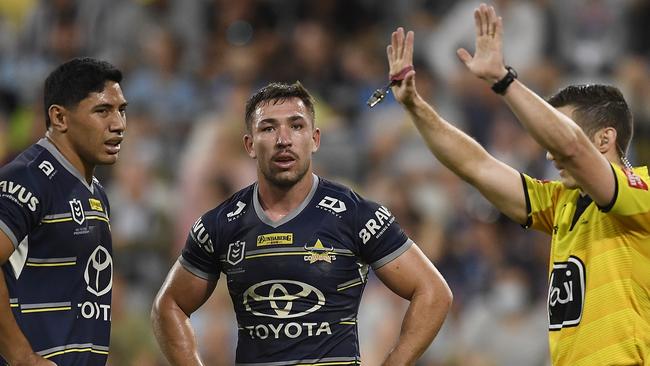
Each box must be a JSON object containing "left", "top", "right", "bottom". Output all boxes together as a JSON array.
[{"left": 260, "top": 159, "right": 310, "bottom": 188}]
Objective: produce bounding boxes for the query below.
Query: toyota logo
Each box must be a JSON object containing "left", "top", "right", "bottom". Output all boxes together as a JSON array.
[
  {"left": 84, "top": 245, "right": 113, "bottom": 296},
  {"left": 243, "top": 280, "right": 325, "bottom": 319}
]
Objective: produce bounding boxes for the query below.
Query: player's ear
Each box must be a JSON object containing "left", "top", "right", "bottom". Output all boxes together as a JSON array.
[
  {"left": 311, "top": 127, "right": 320, "bottom": 153},
  {"left": 243, "top": 134, "right": 256, "bottom": 159},
  {"left": 48, "top": 104, "right": 68, "bottom": 133},
  {"left": 596, "top": 127, "right": 617, "bottom": 154}
]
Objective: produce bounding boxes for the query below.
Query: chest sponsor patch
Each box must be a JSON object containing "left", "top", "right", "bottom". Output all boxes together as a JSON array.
[
  {"left": 548, "top": 256, "right": 585, "bottom": 330},
  {"left": 89, "top": 198, "right": 104, "bottom": 212},
  {"left": 257, "top": 233, "right": 293, "bottom": 246}
]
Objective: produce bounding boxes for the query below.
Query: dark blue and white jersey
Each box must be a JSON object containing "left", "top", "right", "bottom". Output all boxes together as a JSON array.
[
  {"left": 181, "top": 175, "right": 412, "bottom": 365},
  {"left": 0, "top": 139, "right": 112, "bottom": 365}
]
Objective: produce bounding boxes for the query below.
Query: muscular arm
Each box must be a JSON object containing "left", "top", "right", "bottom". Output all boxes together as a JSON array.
[
  {"left": 374, "top": 244, "right": 452, "bottom": 366},
  {"left": 389, "top": 28, "right": 528, "bottom": 224},
  {"left": 501, "top": 81, "right": 615, "bottom": 206},
  {"left": 151, "top": 261, "right": 217, "bottom": 366},
  {"left": 0, "top": 231, "right": 55, "bottom": 366},
  {"left": 457, "top": 3, "right": 615, "bottom": 206}
]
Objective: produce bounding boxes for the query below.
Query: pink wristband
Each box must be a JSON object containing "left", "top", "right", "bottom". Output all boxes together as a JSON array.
[{"left": 390, "top": 65, "right": 414, "bottom": 82}]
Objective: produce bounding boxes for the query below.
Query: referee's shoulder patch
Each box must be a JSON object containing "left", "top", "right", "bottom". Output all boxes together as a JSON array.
[{"left": 623, "top": 168, "right": 648, "bottom": 190}]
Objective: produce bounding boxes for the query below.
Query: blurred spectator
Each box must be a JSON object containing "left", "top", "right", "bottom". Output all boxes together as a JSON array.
[{"left": 2, "top": 0, "right": 649, "bottom": 364}]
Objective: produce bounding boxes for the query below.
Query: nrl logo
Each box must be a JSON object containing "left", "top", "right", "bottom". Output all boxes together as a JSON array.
[
  {"left": 227, "top": 240, "right": 246, "bottom": 265},
  {"left": 303, "top": 239, "right": 336, "bottom": 264},
  {"left": 69, "top": 198, "right": 85, "bottom": 225}
]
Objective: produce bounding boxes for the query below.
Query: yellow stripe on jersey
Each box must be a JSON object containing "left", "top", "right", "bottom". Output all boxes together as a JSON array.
[
  {"left": 41, "top": 215, "right": 109, "bottom": 224},
  {"left": 245, "top": 252, "right": 308, "bottom": 259},
  {"left": 42, "top": 348, "right": 109, "bottom": 359},
  {"left": 21, "top": 306, "right": 71, "bottom": 313},
  {"left": 522, "top": 164, "right": 650, "bottom": 365},
  {"left": 26, "top": 261, "right": 76, "bottom": 267}
]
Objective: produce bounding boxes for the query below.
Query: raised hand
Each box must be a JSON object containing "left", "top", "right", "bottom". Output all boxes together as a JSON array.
[
  {"left": 387, "top": 27, "right": 418, "bottom": 106},
  {"left": 456, "top": 3, "right": 508, "bottom": 84}
]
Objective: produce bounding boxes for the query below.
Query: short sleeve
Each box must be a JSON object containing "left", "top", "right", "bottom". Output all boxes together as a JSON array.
[
  {"left": 521, "top": 173, "right": 563, "bottom": 235},
  {"left": 602, "top": 164, "right": 650, "bottom": 233},
  {"left": 354, "top": 194, "right": 411, "bottom": 270},
  {"left": 0, "top": 167, "right": 46, "bottom": 248},
  {"left": 179, "top": 214, "right": 221, "bottom": 281}
]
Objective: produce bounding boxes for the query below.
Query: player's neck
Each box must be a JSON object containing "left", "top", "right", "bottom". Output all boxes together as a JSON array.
[
  {"left": 45, "top": 132, "right": 95, "bottom": 184},
  {"left": 257, "top": 173, "right": 314, "bottom": 221}
]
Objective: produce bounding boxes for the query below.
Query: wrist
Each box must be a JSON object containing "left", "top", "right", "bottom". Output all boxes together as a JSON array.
[
  {"left": 490, "top": 66, "right": 517, "bottom": 95},
  {"left": 488, "top": 67, "right": 509, "bottom": 85},
  {"left": 401, "top": 92, "right": 423, "bottom": 109}
]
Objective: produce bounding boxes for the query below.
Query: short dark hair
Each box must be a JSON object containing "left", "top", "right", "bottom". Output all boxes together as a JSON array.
[
  {"left": 244, "top": 81, "right": 315, "bottom": 132},
  {"left": 44, "top": 57, "right": 123, "bottom": 128},
  {"left": 547, "top": 84, "right": 633, "bottom": 155}
]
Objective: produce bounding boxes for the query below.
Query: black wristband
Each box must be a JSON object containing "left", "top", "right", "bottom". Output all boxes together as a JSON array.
[{"left": 491, "top": 66, "right": 517, "bottom": 95}]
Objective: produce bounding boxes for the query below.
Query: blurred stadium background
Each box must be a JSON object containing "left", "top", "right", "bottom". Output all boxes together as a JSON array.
[{"left": 1, "top": 0, "right": 649, "bottom": 365}]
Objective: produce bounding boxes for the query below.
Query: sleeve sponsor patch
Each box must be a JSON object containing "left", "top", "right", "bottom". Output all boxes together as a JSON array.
[{"left": 623, "top": 168, "right": 648, "bottom": 190}]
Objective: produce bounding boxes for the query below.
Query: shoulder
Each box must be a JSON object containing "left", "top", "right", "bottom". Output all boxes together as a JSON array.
[
  {"left": 197, "top": 183, "right": 255, "bottom": 229},
  {"left": 316, "top": 177, "right": 387, "bottom": 217},
  {"left": 0, "top": 143, "right": 56, "bottom": 195}
]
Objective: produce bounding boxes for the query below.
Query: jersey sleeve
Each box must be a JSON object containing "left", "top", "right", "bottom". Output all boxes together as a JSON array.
[
  {"left": 0, "top": 166, "right": 47, "bottom": 248},
  {"left": 521, "top": 173, "right": 563, "bottom": 235},
  {"left": 600, "top": 164, "right": 650, "bottom": 233},
  {"left": 354, "top": 194, "right": 412, "bottom": 270},
  {"left": 179, "top": 212, "right": 221, "bottom": 281}
]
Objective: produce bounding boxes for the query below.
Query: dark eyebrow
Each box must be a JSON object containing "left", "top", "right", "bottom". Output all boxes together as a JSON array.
[
  {"left": 92, "top": 102, "right": 129, "bottom": 110},
  {"left": 288, "top": 115, "right": 305, "bottom": 122}
]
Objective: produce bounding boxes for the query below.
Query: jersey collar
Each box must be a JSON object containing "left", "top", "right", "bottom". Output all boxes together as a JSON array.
[
  {"left": 37, "top": 138, "right": 95, "bottom": 193},
  {"left": 253, "top": 174, "right": 319, "bottom": 228}
]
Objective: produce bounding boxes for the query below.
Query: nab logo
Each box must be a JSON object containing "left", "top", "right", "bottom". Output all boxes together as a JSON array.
[
  {"left": 548, "top": 256, "right": 585, "bottom": 330},
  {"left": 317, "top": 196, "right": 346, "bottom": 217},
  {"left": 227, "top": 201, "right": 246, "bottom": 221},
  {"left": 84, "top": 246, "right": 113, "bottom": 297},
  {"left": 69, "top": 198, "right": 85, "bottom": 225},
  {"left": 227, "top": 240, "right": 246, "bottom": 265}
]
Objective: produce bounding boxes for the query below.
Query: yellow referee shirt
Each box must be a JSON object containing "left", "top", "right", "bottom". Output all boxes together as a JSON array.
[{"left": 523, "top": 164, "right": 650, "bottom": 365}]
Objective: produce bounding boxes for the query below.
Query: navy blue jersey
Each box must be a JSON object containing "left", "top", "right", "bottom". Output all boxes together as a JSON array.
[
  {"left": 0, "top": 139, "right": 112, "bottom": 365},
  {"left": 181, "top": 175, "right": 412, "bottom": 365}
]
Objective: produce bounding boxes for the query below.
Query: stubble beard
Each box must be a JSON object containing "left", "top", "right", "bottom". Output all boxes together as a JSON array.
[{"left": 261, "top": 160, "right": 310, "bottom": 189}]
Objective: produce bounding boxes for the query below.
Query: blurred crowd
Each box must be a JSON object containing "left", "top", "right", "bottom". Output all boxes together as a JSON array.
[{"left": 1, "top": 0, "right": 649, "bottom": 365}]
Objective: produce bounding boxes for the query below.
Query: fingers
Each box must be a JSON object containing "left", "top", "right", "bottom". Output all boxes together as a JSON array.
[
  {"left": 396, "top": 27, "right": 405, "bottom": 59},
  {"left": 474, "top": 8, "right": 482, "bottom": 37},
  {"left": 404, "top": 70, "right": 416, "bottom": 89},
  {"left": 404, "top": 30, "right": 414, "bottom": 64},
  {"left": 479, "top": 4, "right": 489, "bottom": 36},
  {"left": 488, "top": 5, "right": 497, "bottom": 36},
  {"left": 388, "top": 28, "right": 414, "bottom": 65},
  {"left": 475, "top": 3, "right": 499, "bottom": 38},
  {"left": 456, "top": 48, "right": 472, "bottom": 66},
  {"left": 497, "top": 16, "right": 503, "bottom": 37}
]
